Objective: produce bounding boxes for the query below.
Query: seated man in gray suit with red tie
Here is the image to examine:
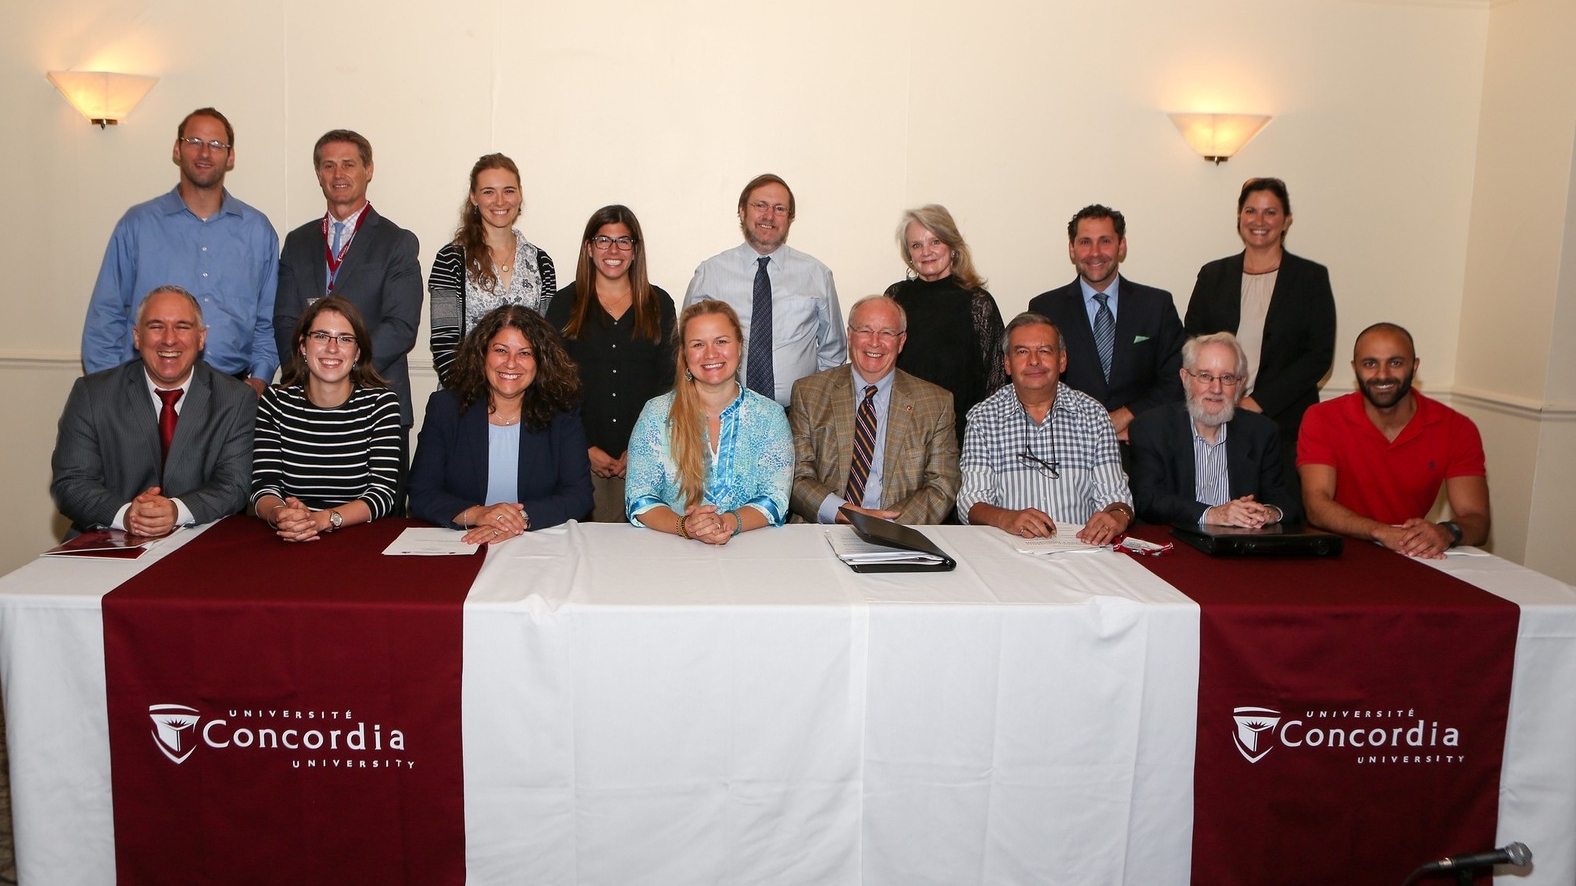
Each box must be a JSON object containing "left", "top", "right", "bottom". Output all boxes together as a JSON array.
[
  {"left": 52, "top": 285, "right": 256, "bottom": 537},
  {"left": 788, "top": 295, "right": 960, "bottom": 525}
]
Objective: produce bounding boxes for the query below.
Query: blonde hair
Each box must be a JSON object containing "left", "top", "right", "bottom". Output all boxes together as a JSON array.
[
  {"left": 896, "top": 204, "right": 986, "bottom": 291},
  {"left": 667, "top": 300, "right": 742, "bottom": 511}
]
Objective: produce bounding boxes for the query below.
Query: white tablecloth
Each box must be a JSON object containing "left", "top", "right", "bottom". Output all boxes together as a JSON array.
[{"left": 1, "top": 523, "right": 1572, "bottom": 884}]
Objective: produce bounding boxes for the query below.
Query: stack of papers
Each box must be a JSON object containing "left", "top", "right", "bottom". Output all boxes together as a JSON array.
[
  {"left": 382, "top": 527, "right": 481, "bottom": 556},
  {"left": 1011, "top": 523, "right": 1105, "bottom": 555}
]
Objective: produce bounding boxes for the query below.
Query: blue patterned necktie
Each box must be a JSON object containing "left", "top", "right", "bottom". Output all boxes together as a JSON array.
[
  {"left": 1093, "top": 292, "right": 1115, "bottom": 382},
  {"left": 747, "top": 256, "right": 775, "bottom": 399},
  {"left": 845, "top": 385, "right": 879, "bottom": 506}
]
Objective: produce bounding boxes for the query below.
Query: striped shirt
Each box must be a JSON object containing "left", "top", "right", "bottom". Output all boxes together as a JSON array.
[
  {"left": 427, "top": 238, "right": 557, "bottom": 387},
  {"left": 1193, "top": 421, "right": 1231, "bottom": 512},
  {"left": 252, "top": 385, "right": 402, "bottom": 519},
  {"left": 957, "top": 383, "right": 1132, "bottom": 524}
]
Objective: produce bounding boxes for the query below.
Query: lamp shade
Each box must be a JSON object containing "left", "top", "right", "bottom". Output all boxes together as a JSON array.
[
  {"left": 47, "top": 71, "right": 159, "bottom": 126},
  {"left": 1168, "top": 113, "right": 1271, "bottom": 164}
]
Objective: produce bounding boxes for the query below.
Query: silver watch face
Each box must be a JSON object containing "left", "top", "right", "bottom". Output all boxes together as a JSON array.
[{"left": 329, "top": 510, "right": 343, "bottom": 530}]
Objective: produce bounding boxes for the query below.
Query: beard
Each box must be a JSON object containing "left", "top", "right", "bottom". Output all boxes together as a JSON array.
[
  {"left": 1361, "top": 370, "right": 1415, "bottom": 410},
  {"left": 740, "top": 219, "right": 787, "bottom": 253},
  {"left": 1186, "top": 393, "right": 1236, "bottom": 429}
]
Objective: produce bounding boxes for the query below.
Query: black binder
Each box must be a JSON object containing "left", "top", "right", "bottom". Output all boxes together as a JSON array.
[
  {"left": 838, "top": 508, "right": 957, "bottom": 573},
  {"left": 1170, "top": 523, "right": 1343, "bottom": 557}
]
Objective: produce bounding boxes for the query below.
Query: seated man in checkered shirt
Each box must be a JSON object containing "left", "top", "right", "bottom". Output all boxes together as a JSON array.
[{"left": 957, "top": 311, "right": 1134, "bottom": 545}]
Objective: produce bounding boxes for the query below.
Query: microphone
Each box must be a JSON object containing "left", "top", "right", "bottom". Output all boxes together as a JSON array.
[{"left": 1422, "top": 842, "right": 1532, "bottom": 872}]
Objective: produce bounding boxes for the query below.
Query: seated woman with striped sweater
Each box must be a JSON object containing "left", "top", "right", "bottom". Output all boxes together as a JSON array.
[{"left": 252, "top": 295, "right": 403, "bottom": 542}]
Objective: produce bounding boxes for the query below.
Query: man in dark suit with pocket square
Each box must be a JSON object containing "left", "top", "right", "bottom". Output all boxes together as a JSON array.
[
  {"left": 52, "top": 286, "right": 255, "bottom": 537},
  {"left": 1028, "top": 204, "right": 1185, "bottom": 443}
]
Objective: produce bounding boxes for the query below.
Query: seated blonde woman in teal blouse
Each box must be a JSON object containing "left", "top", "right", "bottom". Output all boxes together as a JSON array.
[{"left": 624, "top": 300, "right": 791, "bottom": 543}]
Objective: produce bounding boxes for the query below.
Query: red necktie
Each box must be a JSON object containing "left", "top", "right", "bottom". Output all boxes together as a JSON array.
[{"left": 157, "top": 388, "right": 183, "bottom": 470}]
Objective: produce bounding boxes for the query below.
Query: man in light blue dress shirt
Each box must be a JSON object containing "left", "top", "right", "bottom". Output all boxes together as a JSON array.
[
  {"left": 82, "top": 108, "right": 280, "bottom": 393},
  {"left": 684, "top": 173, "right": 847, "bottom": 408}
]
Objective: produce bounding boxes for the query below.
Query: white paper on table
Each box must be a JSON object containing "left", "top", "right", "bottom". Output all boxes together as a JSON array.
[
  {"left": 1011, "top": 523, "right": 1105, "bottom": 555},
  {"left": 382, "top": 527, "right": 478, "bottom": 556},
  {"left": 824, "top": 528, "right": 947, "bottom": 565}
]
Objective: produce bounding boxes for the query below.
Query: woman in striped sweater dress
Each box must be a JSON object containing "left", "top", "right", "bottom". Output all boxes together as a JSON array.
[{"left": 252, "top": 295, "right": 403, "bottom": 541}]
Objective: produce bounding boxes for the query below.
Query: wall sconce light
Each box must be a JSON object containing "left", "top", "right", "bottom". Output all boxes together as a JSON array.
[
  {"left": 47, "top": 71, "right": 159, "bottom": 128},
  {"left": 1168, "top": 113, "right": 1271, "bottom": 164}
]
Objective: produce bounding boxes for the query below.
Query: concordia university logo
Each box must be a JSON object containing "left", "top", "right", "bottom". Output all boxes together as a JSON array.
[
  {"left": 149, "top": 703, "right": 201, "bottom": 764},
  {"left": 1232, "top": 706, "right": 1282, "bottom": 763},
  {"left": 1231, "top": 703, "right": 1465, "bottom": 765},
  {"left": 142, "top": 701, "right": 413, "bottom": 770}
]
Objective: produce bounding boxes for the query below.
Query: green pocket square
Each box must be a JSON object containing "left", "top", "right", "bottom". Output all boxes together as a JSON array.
[{"left": 1133, "top": 335, "right": 1150, "bottom": 343}]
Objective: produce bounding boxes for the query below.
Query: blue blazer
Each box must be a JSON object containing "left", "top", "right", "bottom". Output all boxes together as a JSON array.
[
  {"left": 1027, "top": 275, "right": 1186, "bottom": 415},
  {"left": 1128, "top": 401, "right": 1302, "bottom": 526},
  {"left": 408, "top": 390, "right": 593, "bottom": 530}
]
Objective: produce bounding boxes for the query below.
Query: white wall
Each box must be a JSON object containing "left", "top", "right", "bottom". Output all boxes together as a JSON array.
[
  {"left": 5, "top": 0, "right": 1529, "bottom": 574},
  {"left": 1454, "top": 0, "right": 1576, "bottom": 582}
]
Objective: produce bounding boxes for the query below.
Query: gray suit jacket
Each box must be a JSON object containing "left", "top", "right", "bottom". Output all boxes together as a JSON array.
[
  {"left": 789, "top": 367, "right": 960, "bottom": 525},
  {"left": 274, "top": 206, "right": 422, "bottom": 424},
  {"left": 51, "top": 360, "right": 256, "bottom": 534}
]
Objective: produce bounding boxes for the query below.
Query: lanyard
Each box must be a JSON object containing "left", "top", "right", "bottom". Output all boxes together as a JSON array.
[{"left": 322, "top": 204, "right": 371, "bottom": 292}]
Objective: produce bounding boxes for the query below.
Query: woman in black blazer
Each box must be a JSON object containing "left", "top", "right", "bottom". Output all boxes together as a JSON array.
[
  {"left": 1184, "top": 177, "right": 1335, "bottom": 488},
  {"left": 409, "top": 306, "right": 593, "bottom": 543}
]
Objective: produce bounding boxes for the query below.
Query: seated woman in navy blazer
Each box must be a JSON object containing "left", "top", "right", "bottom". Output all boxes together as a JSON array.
[{"left": 410, "top": 305, "right": 593, "bottom": 543}]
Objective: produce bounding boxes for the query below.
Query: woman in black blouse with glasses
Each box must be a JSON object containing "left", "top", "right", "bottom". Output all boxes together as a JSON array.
[{"left": 546, "top": 205, "right": 676, "bottom": 522}]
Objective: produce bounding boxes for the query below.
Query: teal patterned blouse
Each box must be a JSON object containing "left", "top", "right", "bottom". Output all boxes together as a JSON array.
[{"left": 625, "top": 384, "right": 791, "bottom": 526}]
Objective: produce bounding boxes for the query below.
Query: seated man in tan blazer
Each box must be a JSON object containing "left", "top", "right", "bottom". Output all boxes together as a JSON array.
[{"left": 789, "top": 295, "right": 960, "bottom": 524}]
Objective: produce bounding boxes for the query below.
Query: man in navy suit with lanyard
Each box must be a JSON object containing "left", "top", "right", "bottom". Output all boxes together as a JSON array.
[
  {"left": 1028, "top": 204, "right": 1185, "bottom": 446},
  {"left": 274, "top": 129, "right": 422, "bottom": 458}
]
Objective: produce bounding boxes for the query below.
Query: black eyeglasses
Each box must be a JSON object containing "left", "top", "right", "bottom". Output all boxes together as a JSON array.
[
  {"left": 306, "top": 331, "right": 356, "bottom": 346},
  {"left": 1017, "top": 450, "right": 1060, "bottom": 479},
  {"left": 590, "top": 236, "right": 637, "bottom": 252}
]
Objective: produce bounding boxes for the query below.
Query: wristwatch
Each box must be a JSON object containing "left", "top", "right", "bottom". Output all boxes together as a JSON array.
[
  {"left": 327, "top": 509, "right": 343, "bottom": 533},
  {"left": 1440, "top": 521, "right": 1463, "bottom": 548}
]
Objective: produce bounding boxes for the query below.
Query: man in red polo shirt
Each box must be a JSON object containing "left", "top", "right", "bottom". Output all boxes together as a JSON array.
[{"left": 1297, "top": 322, "right": 1489, "bottom": 558}]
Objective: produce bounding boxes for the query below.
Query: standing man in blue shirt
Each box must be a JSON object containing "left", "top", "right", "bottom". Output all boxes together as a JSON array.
[
  {"left": 82, "top": 107, "right": 280, "bottom": 394},
  {"left": 684, "top": 173, "right": 846, "bottom": 408}
]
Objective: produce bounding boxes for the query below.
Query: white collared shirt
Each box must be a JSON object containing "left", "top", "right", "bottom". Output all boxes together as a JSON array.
[{"left": 112, "top": 369, "right": 198, "bottom": 530}]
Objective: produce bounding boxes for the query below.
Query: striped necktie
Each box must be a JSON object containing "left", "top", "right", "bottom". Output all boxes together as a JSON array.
[
  {"left": 1093, "top": 292, "right": 1115, "bottom": 382},
  {"left": 845, "top": 385, "right": 879, "bottom": 507}
]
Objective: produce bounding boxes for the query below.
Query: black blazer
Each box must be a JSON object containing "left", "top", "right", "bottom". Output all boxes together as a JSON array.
[
  {"left": 1183, "top": 251, "right": 1335, "bottom": 440},
  {"left": 274, "top": 206, "right": 423, "bottom": 425},
  {"left": 50, "top": 360, "right": 256, "bottom": 534},
  {"left": 1128, "top": 401, "right": 1301, "bottom": 526},
  {"left": 1028, "top": 275, "right": 1185, "bottom": 415},
  {"left": 408, "top": 390, "right": 594, "bottom": 530}
]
